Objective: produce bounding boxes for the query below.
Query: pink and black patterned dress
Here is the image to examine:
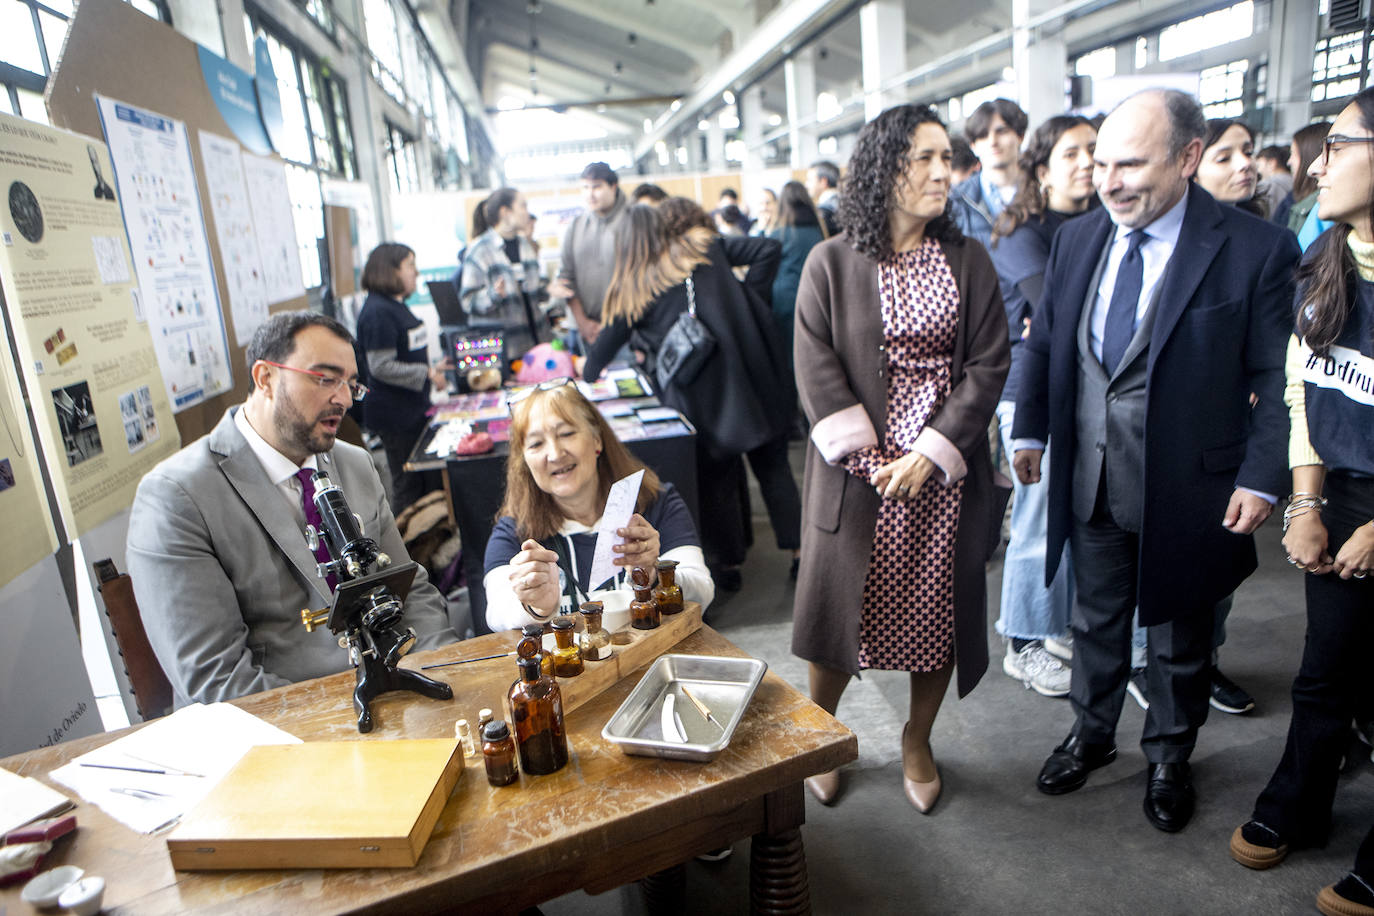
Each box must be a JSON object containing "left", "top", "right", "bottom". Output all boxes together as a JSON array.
[{"left": 841, "top": 238, "right": 964, "bottom": 672}]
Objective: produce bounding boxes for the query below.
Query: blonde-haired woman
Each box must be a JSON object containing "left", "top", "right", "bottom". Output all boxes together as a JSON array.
[
  {"left": 483, "top": 380, "right": 713, "bottom": 629},
  {"left": 584, "top": 203, "right": 793, "bottom": 589}
]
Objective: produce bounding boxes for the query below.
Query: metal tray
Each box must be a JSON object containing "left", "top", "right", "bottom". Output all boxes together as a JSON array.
[{"left": 601, "top": 654, "right": 768, "bottom": 762}]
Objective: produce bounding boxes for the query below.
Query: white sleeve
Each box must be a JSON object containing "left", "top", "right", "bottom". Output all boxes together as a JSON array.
[
  {"left": 662, "top": 544, "right": 714, "bottom": 612},
  {"left": 483, "top": 564, "right": 553, "bottom": 632}
]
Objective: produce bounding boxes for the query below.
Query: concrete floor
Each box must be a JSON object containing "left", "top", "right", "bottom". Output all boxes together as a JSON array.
[{"left": 529, "top": 444, "right": 1374, "bottom": 916}]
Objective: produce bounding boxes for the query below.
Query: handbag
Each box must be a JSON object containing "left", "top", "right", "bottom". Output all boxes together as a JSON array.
[{"left": 654, "top": 275, "right": 716, "bottom": 389}]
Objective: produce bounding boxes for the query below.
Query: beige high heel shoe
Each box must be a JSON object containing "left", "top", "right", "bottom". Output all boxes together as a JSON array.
[
  {"left": 805, "top": 769, "right": 841, "bottom": 805},
  {"left": 901, "top": 723, "right": 941, "bottom": 814}
]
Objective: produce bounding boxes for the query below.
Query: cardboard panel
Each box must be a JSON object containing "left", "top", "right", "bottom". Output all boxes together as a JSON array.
[{"left": 46, "top": 0, "right": 309, "bottom": 446}]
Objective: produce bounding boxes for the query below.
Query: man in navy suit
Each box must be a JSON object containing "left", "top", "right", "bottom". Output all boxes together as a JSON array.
[{"left": 1011, "top": 90, "right": 1299, "bottom": 832}]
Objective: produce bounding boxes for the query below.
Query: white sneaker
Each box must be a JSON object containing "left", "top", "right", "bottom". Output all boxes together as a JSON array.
[
  {"left": 1044, "top": 635, "right": 1073, "bottom": 662},
  {"left": 1002, "top": 642, "right": 1071, "bottom": 697}
]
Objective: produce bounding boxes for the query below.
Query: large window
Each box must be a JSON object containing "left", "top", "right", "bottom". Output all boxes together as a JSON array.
[
  {"left": 361, "top": 0, "right": 470, "bottom": 186},
  {"left": 362, "top": 0, "right": 405, "bottom": 103},
  {"left": 244, "top": 7, "right": 357, "bottom": 290},
  {"left": 1158, "top": 1, "right": 1254, "bottom": 63},
  {"left": 385, "top": 121, "right": 420, "bottom": 194},
  {"left": 1312, "top": 31, "right": 1366, "bottom": 102},
  {"left": 1198, "top": 59, "right": 1249, "bottom": 118},
  {"left": 0, "top": 0, "right": 169, "bottom": 123},
  {"left": 1074, "top": 46, "right": 1117, "bottom": 81}
]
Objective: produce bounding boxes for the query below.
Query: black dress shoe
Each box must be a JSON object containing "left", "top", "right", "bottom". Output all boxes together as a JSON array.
[
  {"left": 1143, "top": 762, "right": 1195, "bottom": 833},
  {"left": 1036, "top": 734, "right": 1118, "bottom": 795}
]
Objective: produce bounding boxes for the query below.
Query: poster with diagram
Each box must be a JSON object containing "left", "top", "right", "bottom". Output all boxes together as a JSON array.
[
  {"left": 96, "top": 95, "right": 232, "bottom": 413},
  {"left": 0, "top": 113, "right": 179, "bottom": 542},
  {"left": 197, "top": 130, "right": 269, "bottom": 345},
  {"left": 241, "top": 152, "right": 305, "bottom": 305}
]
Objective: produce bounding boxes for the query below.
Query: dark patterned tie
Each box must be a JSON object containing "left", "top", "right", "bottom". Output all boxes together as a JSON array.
[
  {"left": 1102, "top": 229, "right": 1148, "bottom": 375},
  {"left": 296, "top": 468, "right": 337, "bottom": 593}
]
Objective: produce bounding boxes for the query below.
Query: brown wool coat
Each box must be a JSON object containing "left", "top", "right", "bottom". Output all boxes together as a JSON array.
[{"left": 791, "top": 234, "right": 1010, "bottom": 699}]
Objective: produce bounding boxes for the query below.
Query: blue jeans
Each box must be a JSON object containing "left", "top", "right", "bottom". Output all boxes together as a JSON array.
[
  {"left": 995, "top": 401, "right": 1073, "bottom": 641},
  {"left": 1131, "top": 594, "right": 1233, "bottom": 668}
]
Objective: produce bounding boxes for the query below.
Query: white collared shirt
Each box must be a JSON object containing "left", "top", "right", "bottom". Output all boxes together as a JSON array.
[
  {"left": 1088, "top": 191, "right": 1189, "bottom": 363},
  {"left": 233, "top": 405, "right": 320, "bottom": 528}
]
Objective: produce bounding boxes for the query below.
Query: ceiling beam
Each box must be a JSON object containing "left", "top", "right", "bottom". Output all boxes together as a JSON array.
[
  {"left": 635, "top": 0, "right": 856, "bottom": 161},
  {"left": 476, "top": 25, "right": 684, "bottom": 97},
  {"left": 535, "top": 2, "right": 720, "bottom": 64}
]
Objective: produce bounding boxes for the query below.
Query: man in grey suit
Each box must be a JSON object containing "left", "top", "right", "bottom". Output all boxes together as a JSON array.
[
  {"left": 1012, "top": 90, "right": 1299, "bottom": 832},
  {"left": 127, "top": 312, "right": 458, "bottom": 707}
]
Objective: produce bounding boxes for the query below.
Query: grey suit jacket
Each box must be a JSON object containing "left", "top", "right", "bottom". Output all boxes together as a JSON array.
[{"left": 127, "top": 407, "right": 458, "bottom": 706}]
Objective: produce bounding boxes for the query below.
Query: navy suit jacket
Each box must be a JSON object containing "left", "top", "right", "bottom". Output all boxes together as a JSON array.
[{"left": 1012, "top": 184, "right": 1300, "bottom": 626}]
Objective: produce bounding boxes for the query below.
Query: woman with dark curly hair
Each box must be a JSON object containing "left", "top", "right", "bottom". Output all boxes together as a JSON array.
[{"left": 792, "top": 103, "right": 1010, "bottom": 812}]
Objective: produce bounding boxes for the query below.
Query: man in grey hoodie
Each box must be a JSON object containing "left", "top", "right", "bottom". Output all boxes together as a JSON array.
[{"left": 549, "top": 162, "right": 628, "bottom": 351}]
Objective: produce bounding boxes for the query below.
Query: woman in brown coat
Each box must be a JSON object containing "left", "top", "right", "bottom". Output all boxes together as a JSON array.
[{"left": 792, "top": 104, "right": 1010, "bottom": 812}]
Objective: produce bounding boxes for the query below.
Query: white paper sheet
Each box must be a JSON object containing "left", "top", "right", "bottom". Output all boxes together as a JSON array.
[
  {"left": 0, "top": 767, "right": 74, "bottom": 835},
  {"left": 589, "top": 470, "right": 643, "bottom": 590},
  {"left": 49, "top": 703, "right": 300, "bottom": 834},
  {"left": 96, "top": 95, "right": 233, "bottom": 412},
  {"left": 197, "top": 131, "right": 269, "bottom": 345},
  {"left": 240, "top": 153, "right": 305, "bottom": 305}
]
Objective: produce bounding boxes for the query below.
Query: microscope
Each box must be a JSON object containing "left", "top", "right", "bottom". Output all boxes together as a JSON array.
[{"left": 299, "top": 472, "right": 452, "bottom": 732}]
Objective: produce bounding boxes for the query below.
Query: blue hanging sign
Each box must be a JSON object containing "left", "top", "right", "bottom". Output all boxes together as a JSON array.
[
  {"left": 196, "top": 45, "right": 273, "bottom": 155},
  {"left": 254, "top": 37, "right": 288, "bottom": 155}
]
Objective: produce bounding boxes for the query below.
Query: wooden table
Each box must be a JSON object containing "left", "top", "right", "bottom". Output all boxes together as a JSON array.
[{"left": 1, "top": 625, "right": 855, "bottom": 915}]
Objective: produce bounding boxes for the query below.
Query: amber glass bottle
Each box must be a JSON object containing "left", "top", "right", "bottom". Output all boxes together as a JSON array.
[
  {"left": 579, "top": 601, "right": 612, "bottom": 661},
  {"left": 481, "top": 719, "right": 518, "bottom": 787},
  {"left": 519, "top": 621, "right": 554, "bottom": 677},
  {"left": 508, "top": 657, "right": 569, "bottom": 775},
  {"left": 653, "top": 559, "right": 684, "bottom": 615},
  {"left": 550, "top": 616, "right": 584, "bottom": 677},
  {"left": 629, "top": 566, "right": 660, "bottom": 630}
]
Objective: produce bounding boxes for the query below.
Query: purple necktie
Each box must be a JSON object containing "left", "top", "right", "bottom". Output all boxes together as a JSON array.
[{"left": 296, "top": 468, "right": 337, "bottom": 593}]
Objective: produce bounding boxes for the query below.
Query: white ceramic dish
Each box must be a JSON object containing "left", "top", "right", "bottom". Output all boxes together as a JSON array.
[
  {"left": 58, "top": 875, "right": 106, "bottom": 916},
  {"left": 20, "top": 865, "right": 83, "bottom": 908}
]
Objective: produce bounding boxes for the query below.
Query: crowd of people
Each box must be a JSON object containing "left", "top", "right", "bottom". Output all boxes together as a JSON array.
[{"left": 125, "top": 77, "right": 1373, "bottom": 916}]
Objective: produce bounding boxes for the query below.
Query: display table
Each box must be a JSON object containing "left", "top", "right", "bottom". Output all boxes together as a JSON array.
[{"left": 0, "top": 624, "right": 856, "bottom": 915}]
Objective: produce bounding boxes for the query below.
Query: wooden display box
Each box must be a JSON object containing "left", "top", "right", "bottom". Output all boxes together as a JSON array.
[{"left": 166, "top": 739, "right": 462, "bottom": 870}]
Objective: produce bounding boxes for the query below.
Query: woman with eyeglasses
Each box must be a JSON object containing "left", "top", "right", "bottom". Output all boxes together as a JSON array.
[
  {"left": 355, "top": 242, "right": 454, "bottom": 514},
  {"left": 1230, "top": 89, "right": 1374, "bottom": 916},
  {"left": 482, "top": 380, "right": 713, "bottom": 630}
]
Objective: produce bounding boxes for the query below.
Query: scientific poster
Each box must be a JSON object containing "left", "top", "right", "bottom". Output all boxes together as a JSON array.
[
  {"left": 96, "top": 95, "right": 232, "bottom": 412},
  {"left": 0, "top": 113, "right": 180, "bottom": 539},
  {"left": 197, "top": 130, "right": 269, "bottom": 345},
  {"left": 241, "top": 153, "right": 305, "bottom": 305},
  {"left": 0, "top": 304, "right": 57, "bottom": 588}
]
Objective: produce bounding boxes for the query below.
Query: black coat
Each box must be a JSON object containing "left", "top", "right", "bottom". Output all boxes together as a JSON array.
[
  {"left": 1013, "top": 183, "right": 1300, "bottom": 626},
  {"left": 585, "top": 237, "right": 790, "bottom": 458}
]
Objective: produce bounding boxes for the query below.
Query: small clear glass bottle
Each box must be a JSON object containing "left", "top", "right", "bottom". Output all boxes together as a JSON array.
[
  {"left": 481, "top": 719, "right": 518, "bottom": 787},
  {"left": 654, "top": 559, "right": 684, "bottom": 616},
  {"left": 579, "top": 600, "right": 613, "bottom": 661},
  {"left": 630, "top": 566, "right": 660, "bottom": 630},
  {"left": 455, "top": 719, "right": 476, "bottom": 757},
  {"left": 508, "top": 656, "right": 569, "bottom": 776},
  {"left": 550, "top": 616, "right": 584, "bottom": 677}
]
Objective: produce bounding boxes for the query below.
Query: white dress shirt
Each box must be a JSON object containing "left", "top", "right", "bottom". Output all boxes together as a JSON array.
[
  {"left": 234, "top": 406, "right": 320, "bottom": 528},
  {"left": 1087, "top": 192, "right": 1189, "bottom": 363}
]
